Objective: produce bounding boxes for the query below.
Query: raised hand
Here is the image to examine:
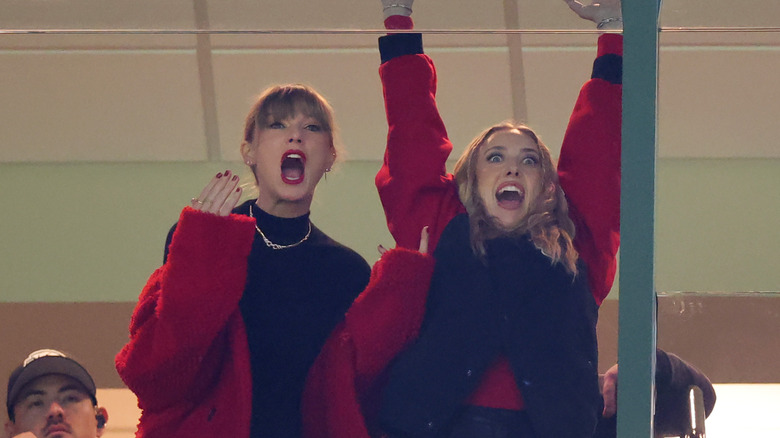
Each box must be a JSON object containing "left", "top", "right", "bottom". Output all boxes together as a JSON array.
[
  {"left": 564, "top": 0, "right": 622, "bottom": 26},
  {"left": 382, "top": 0, "right": 414, "bottom": 18},
  {"left": 190, "top": 170, "right": 243, "bottom": 216}
]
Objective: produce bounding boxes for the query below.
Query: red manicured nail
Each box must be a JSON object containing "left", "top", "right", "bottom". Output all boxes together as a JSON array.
[
  {"left": 216, "top": 172, "right": 223, "bottom": 178},
  {"left": 235, "top": 188, "right": 240, "bottom": 192},
  {"left": 224, "top": 170, "right": 230, "bottom": 176},
  {"left": 232, "top": 175, "right": 238, "bottom": 181}
]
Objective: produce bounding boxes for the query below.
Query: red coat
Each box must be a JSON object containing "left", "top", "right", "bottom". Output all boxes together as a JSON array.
[
  {"left": 117, "top": 32, "right": 622, "bottom": 438},
  {"left": 376, "top": 34, "right": 623, "bottom": 306},
  {"left": 116, "top": 207, "right": 434, "bottom": 438},
  {"left": 302, "top": 33, "right": 622, "bottom": 437},
  {"left": 302, "top": 249, "right": 435, "bottom": 438},
  {"left": 116, "top": 208, "right": 256, "bottom": 438}
]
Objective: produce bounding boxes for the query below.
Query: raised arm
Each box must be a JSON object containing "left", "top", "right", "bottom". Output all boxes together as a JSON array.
[
  {"left": 558, "top": 0, "right": 623, "bottom": 304},
  {"left": 375, "top": 5, "right": 465, "bottom": 252}
]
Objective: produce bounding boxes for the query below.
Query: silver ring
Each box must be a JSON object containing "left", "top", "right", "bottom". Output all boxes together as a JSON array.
[{"left": 191, "top": 197, "right": 204, "bottom": 205}]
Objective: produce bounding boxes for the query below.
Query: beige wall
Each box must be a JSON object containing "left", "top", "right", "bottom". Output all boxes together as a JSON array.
[{"left": 1, "top": 157, "right": 778, "bottom": 303}]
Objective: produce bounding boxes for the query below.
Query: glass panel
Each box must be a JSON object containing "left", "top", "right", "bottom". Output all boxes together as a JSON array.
[
  {"left": 657, "top": 292, "right": 780, "bottom": 384},
  {"left": 656, "top": 30, "right": 780, "bottom": 160},
  {"left": 660, "top": 0, "right": 780, "bottom": 28},
  {"left": 657, "top": 292, "right": 780, "bottom": 437},
  {"left": 4, "top": 0, "right": 780, "bottom": 32},
  {"left": 1, "top": 0, "right": 197, "bottom": 31},
  {"left": 652, "top": 14, "right": 780, "bottom": 436},
  {"left": 0, "top": 0, "right": 576, "bottom": 32}
]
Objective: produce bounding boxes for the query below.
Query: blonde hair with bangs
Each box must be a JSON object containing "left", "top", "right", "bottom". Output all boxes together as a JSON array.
[
  {"left": 244, "top": 84, "right": 337, "bottom": 144},
  {"left": 241, "top": 84, "right": 341, "bottom": 186}
]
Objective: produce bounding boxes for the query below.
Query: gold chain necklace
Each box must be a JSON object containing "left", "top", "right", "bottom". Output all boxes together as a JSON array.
[{"left": 249, "top": 204, "right": 311, "bottom": 250}]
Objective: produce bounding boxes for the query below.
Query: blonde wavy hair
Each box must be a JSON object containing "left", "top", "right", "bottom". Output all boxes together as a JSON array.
[{"left": 452, "top": 121, "right": 579, "bottom": 275}]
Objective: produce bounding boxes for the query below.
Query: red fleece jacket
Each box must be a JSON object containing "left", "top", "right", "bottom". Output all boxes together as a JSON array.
[
  {"left": 117, "top": 207, "right": 434, "bottom": 438},
  {"left": 116, "top": 208, "right": 256, "bottom": 438},
  {"left": 303, "top": 34, "right": 622, "bottom": 436},
  {"left": 117, "top": 33, "right": 621, "bottom": 438}
]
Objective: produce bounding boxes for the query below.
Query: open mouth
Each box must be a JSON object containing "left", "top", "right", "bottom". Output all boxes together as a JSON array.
[
  {"left": 495, "top": 182, "right": 524, "bottom": 209},
  {"left": 281, "top": 150, "right": 306, "bottom": 184}
]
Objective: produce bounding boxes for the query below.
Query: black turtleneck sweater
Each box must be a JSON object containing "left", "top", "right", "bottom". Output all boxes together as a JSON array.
[{"left": 165, "top": 199, "right": 370, "bottom": 438}]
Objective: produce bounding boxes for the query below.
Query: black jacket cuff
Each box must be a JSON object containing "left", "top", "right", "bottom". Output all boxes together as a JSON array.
[
  {"left": 379, "top": 33, "right": 424, "bottom": 64},
  {"left": 592, "top": 53, "right": 623, "bottom": 85}
]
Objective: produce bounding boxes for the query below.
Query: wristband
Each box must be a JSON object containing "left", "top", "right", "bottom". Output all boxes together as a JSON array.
[
  {"left": 597, "top": 17, "right": 623, "bottom": 30},
  {"left": 383, "top": 4, "right": 413, "bottom": 12},
  {"left": 383, "top": 3, "right": 413, "bottom": 18}
]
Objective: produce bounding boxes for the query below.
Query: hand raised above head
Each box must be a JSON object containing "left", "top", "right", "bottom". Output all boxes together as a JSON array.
[
  {"left": 564, "top": 0, "right": 622, "bottom": 27},
  {"left": 381, "top": 0, "right": 414, "bottom": 18},
  {"left": 190, "top": 170, "right": 243, "bottom": 216}
]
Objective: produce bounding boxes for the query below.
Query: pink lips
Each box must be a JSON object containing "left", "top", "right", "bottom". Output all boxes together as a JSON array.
[
  {"left": 281, "top": 149, "right": 306, "bottom": 185},
  {"left": 495, "top": 181, "right": 525, "bottom": 210}
]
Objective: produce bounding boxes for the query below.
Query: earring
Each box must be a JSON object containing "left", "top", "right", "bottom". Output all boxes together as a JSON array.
[
  {"left": 246, "top": 160, "right": 253, "bottom": 165},
  {"left": 326, "top": 152, "right": 335, "bottom": 173}
]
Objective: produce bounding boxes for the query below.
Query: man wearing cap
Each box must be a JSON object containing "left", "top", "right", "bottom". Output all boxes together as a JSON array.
[{"left": 4, "top": 349, "right": 108, "bottom": 438}]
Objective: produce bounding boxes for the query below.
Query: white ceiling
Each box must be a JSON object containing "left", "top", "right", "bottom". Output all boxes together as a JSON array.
[{"left": 1, "top": 0, "right": 779, "bottom": 163}]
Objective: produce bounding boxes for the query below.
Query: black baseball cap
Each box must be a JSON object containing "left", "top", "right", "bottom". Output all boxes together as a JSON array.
[{"left": 6, "top": 349, "right": 97, "bottom": 420}]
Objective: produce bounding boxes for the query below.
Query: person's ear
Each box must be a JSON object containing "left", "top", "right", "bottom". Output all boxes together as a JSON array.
[
  {"left": 95, "top": 407, "right": 108, "bottom": 436},
  {"left": 326, "top": 147, "right": 336, "bottom": 170},
  {"left": 240, "top": 140, "right": 254, "bottom": 164}
]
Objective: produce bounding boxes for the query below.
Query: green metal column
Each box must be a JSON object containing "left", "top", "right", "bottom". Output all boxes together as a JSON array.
[{"left": 617, "top": 1, "right": 660, "bottom": 437}]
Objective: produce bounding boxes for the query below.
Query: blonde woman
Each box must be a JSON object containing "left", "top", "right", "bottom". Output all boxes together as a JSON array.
[{"left": 373, "top": 1, "right": 623, "bottom": 436}]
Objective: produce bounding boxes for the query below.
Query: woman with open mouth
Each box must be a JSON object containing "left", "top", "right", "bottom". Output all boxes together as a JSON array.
[
  {"left": 301, "top": 1, "right": 623, "bottom": 438},
  {"left": 116, "top": 84, "right": 372, "bottom": 438},
  {"left": 374, "top": 1, "right": 623, "bottom": 436}
]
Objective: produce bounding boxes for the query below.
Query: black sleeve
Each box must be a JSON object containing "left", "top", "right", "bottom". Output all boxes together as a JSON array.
[
  {"left": 592, "top": 54, "right": 622, "bottom": 85},
  {"left": 593, "top": 349, "right": 717, "bottom": 438},
  {"left": 654, "top": 349, "right": 717, "bottom": 434},
  {"left": 378, "top": 33, "right": 424, "bottom": 64}
]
